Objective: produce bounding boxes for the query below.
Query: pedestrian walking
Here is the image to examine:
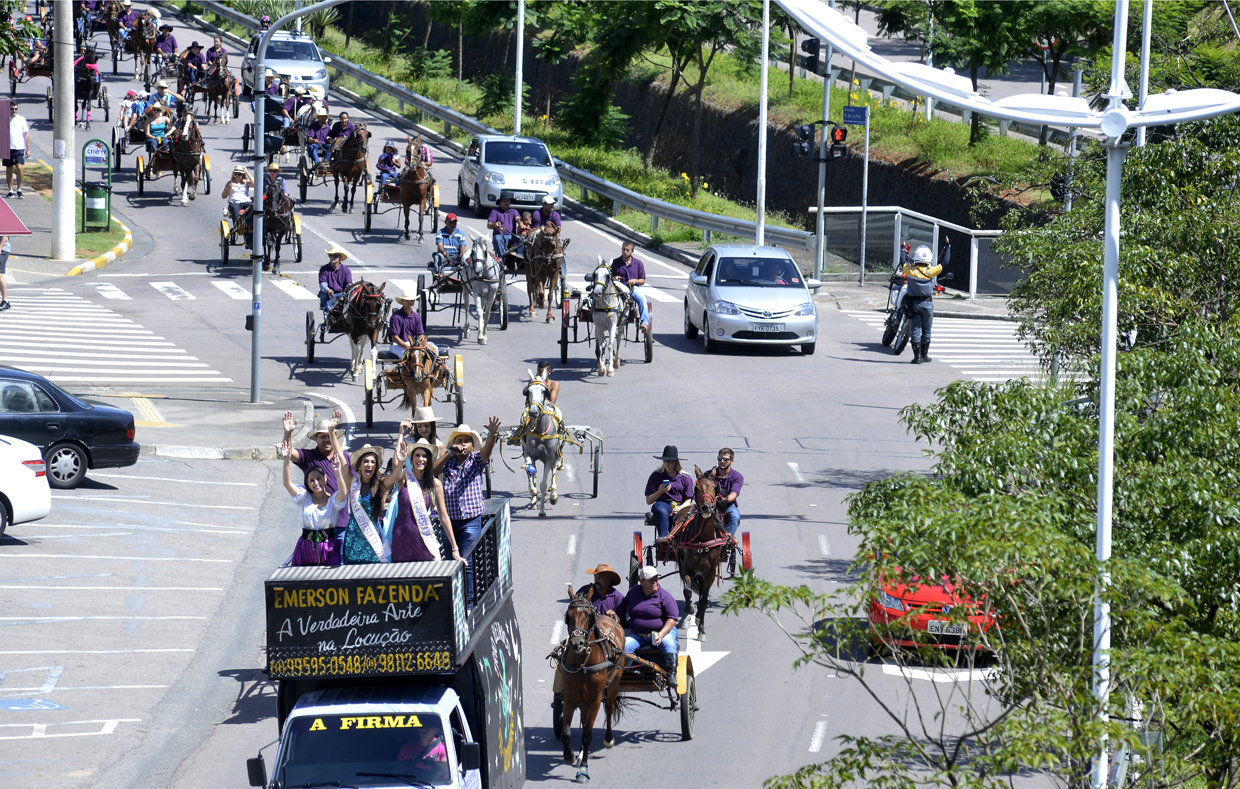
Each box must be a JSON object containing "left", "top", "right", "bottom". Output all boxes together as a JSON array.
[
  {"left": 5, "top": 103, "right": 31, "bottom": 199},
  {"left": 0, "top": 234, "right": 10, "bottom": 312}
]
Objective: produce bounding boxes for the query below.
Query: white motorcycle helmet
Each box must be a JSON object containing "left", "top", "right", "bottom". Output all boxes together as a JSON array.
[{"left": 912, "top": 245, "right": 933, "bottom": 264}]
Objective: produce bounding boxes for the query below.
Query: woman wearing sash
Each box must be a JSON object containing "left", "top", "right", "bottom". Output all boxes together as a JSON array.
[
  {"left": 328, "top": 427, "right": 398, "bottom": 564},
  {"left": 388, "top": 437, "right": 461, "bottom": 563}
]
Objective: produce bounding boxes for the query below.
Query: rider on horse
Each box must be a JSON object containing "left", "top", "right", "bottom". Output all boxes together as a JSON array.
[
  {"left": 432, "top": 213, "right": 467, "bottom": 277},
  {"left": 318, "top": 244, "right": 353, "bottom": 315},
  {"left": 645, "top": 446, "right": 693, "bottom": 539}
]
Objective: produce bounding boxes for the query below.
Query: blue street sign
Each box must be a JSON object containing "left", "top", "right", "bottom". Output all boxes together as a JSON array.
[{"left": 842, "top": 105, "right": 868, "bottom": 126}]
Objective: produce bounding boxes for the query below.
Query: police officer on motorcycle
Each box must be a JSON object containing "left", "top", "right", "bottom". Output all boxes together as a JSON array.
[{"left": 902, "top": 237, "right": 950, "bottom": 364}]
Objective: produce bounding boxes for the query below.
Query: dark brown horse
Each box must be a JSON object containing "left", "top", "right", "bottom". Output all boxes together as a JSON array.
[
  {"left": 525, "top": 230, "right": 568, "bottom": 323},
  {"left": 195, "top": 55, "right": 235, "bottom": 124},
  {"left": 129, "top": 15, "right": 157, "bottom": 86},
  {"left": 670, "top": 470, "right": 729, "bottom": 639},
  {"left": 555, "top": 593, "right": 626, "bottom": 783},
  {"left": 398, "top": 135, "right": 437, "bottom": 241},
  {"left": 388, "top": 344, "right": 449, "bottom": 411},
  {"left": 103, "top": 1, "right": 123, "bottom": 53},
  {"left": 167, "top": 109, "right": 204, "bottom": 206},
  {"left": 330, "top": 122, "right": 369, "bottom": 214},
  {"left": 341, "top": 279, "right": 387, "bottom": 381}
]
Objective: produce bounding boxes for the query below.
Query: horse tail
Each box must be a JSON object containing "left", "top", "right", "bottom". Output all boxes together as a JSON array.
[{"left": 608, "top": 691, "right": 634, "bottom": 724}]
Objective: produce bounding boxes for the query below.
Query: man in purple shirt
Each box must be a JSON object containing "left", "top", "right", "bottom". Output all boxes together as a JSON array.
[
  {"left": 439, "top": 418, "right": 502, "bottom": 603},
  {"left": 281, "top": 410, "right": 352, "bottom": 531},
  {"left": 533, "top": 195, "right": 561, "bottom": 235},
  {"left": 574, "top": 564, "right": 623, "bottom": 614},
  {"left": 708, "top": 447, "right": 744, "bottom": 571},
  {"left": 615, "top": 565, "right": 679, "bottom": 675},
  {"left": 388, "top": 291, "right": 433, "bottom": 358},
  {"left": 328, "top": 112, "right": 356, "bottom": 142},
  {"left": 305, "top": 110, "right": 331, "bottom": 166},
  {"left": 180, "top": 41, "right": 207, "bottom": 86},
  {"left": 645, "top": 445, "right": 693, "bottom": 539},
  {"left": 155, "top": 25, "right": 176, "bottom": 55},
  {"left": 318, "top": 244, "right": 353, "bottom": 313},
  {"left": 486, "top": 196, "right": 520, "bottom": 259},
  {"left": 118, "top": 1, "right": 138, "bottom": 43},
  {"left": 264, "top": 69, "right": 281, "bottom": 96},
  {"left": 611, "top": 241, "right": 650, "bottom": 332}
]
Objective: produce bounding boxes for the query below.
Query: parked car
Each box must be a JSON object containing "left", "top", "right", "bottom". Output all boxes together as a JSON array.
[
  {"left": 683, "top": 245, "right": 820, "bottom": 355},
  {"left": 0, "top": 435, "right": 51, "bottom": 537},
  {"left": 868, "top": 572, "right": 998, "bottom": 651},
  {"left": 0, "top": 366, "right": 139, "bottom": 489},
  {"left": 241, "top": 30, "right": 332, "bottom": 95},
  {"left": 457, "top": 134, "right": 564, "bottom": 218}
]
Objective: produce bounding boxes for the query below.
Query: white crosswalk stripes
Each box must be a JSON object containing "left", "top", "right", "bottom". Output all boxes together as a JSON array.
[
  {"left": 211, "top": 281, "right": 251, "bottom": 300},
  {"left": 843, "top": 310, "right": 1046, "bottom": 383},
  {"left": 88, "top": 283, "right": 131, "bottom": 300},
  {"left": 150, "top": 282, "right": 195, "bottom": 301},
  {"left": 0, "top": 289, "right": 232, "bottom": 384},
  {"left": 269, "top": 279, "right": 317, "bottom": 301}
]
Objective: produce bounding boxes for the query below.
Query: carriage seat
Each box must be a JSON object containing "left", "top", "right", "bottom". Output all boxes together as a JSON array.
[{"left": 376, "top": 350, "right": 402, "bottom": 361}]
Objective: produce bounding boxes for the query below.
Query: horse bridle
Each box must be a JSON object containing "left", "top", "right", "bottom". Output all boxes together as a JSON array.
[
  {"left": 559, "top": 598, "right": 620, "bottom": 674},
  {"left": 463, "top": 239, "right": 501, "bottom": 285},
  {"left": 335, "top": 123, "right": 369, "bottom": 165},
  {"left": 589, "top": 266, "right": 623, "bottom": 313}
]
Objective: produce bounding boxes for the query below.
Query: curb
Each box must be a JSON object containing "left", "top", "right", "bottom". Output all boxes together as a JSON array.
[
  {"left": 66, "top": 213, "right": 133, "bottom": 276},
  {"left": 134, "top": 393, "right": 315, "bottom": 462}
]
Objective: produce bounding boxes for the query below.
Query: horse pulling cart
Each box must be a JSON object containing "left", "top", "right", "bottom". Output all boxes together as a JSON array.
[
  {"left": 134, "top": 116, "right": 211, "bottom": 205},
  {"left": 417, "top": 236, "right": 510, "bottom": 344},
  {"left": 304, "top": 284, "right": 391, "bottom": 368},
  {"left": 558, "top": 258, "right": 654, "bottom": 370},
  {"left": 362, "top": 348, "right": 465, "bottom": 429}
]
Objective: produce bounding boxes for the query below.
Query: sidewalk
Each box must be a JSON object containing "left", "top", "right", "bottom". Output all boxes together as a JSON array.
[
  {"left": 87, "top": 388, "right": 319, "bottom": 460},
  {"left": 815, "top": 279, "right": 1012, "bottom": 320}
]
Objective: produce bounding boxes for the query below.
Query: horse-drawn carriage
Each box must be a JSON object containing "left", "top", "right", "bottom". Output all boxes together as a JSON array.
[
  {"left": 417, "top": 235, "right": 510, "bottom": 345},
  {"left": 305, "top": 280, "right": 392, "bottom": 372},
  {"left": 362, "top": 346, "right": 466, "bottom": 429},
  {"left": 558, "top": 257, "right": 654, "bottom": 373},
  {"left": 134, "top": 111, "right": 211, "bottom": 204},
  {"left": 360, "top": 142, "right": 439, "bottom": 240},
  {"left": 71, "top": 45, "right": 109, "bottom": 130},
  {"left": 184, "top": 57, "right": 240, "bottom": 124},
  {"left": 111, "top": 14, "right": 157, "bottom": 86},
  {"left": 8, "top": 51, "right": 55, "bottom": 121}
]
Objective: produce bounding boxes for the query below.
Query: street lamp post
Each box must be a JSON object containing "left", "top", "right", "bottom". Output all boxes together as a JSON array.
[
  {"left": 514, "top": 0, "right": 525, "bottom": 136},
  {"left": 250, "top": 0, "right": 348, "bottom": 404},
  {"left": 756, "top": 0, "right": 770, "bottom": 245}
]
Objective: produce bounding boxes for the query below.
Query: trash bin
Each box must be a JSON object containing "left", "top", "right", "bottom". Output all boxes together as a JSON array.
[{"left": 83, "top": 181, "right": 111, "bottom": 231}]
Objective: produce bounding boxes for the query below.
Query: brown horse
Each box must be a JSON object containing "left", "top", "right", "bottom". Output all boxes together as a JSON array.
[
  {"left": 195, "top": 55, "right": 235, "bottom": 124},
  {"left": 397, "top": 135, "right": 438, "bottom": 241},
  {"left": 330, "top": 122, "right": 369, "bottom": 214},
  {"left": 554, "top": 593, "right": 626, "bottom": 782},
  {"left": 524, "top": 230, "right": 568, "bottom": 323},
  {"left": 129, "top": 15, "right": 157, "bottom": 86},
  {"left": 669, "top": 470, "right": 729, "bottom": 640},
  {"left": 103, "top": 1, "right": 123, "bottom": 54},
  {"left": 166, "top": 109, "right": 204, "bottom": 206},
  {"left": 341, "top": 279, "right": 387, "bottom": 381},
  {"left": 388, "top": 344, "right": 450, "bottom": 411}
]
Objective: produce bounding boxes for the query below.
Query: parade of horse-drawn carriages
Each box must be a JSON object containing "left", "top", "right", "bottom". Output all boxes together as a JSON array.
[
  {"left": 559, "top": 256, "right": 655, "bottom": 372},
  {"left": 417, "top": 234, "right": 510, "bottom": 344}
]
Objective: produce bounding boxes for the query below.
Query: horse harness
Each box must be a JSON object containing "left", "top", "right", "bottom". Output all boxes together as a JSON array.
[
  {"left": 549, "top": 599, "right": 624, "bottom": 675},
  {"left": 667, "top": 486, "right": 733, "bottom": 553}
]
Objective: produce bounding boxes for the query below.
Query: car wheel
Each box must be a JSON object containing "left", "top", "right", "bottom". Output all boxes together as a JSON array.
[
  {"left": 702, "top": 313, "right": 717, "bottom": 353},
  {"left": 802, "top": 342, "right": 816, "bottom": 355},
  {"left": 457, "top": 177, "right": 469, "bottom": 209},
  {"left": 683, "top": 299, "right": 698, "bottom": 339},
  {"left": 473, "top": 187, "right": 487, "bottom": 220},
  {"left": 46, "top": 443, "right": 87, "bottom": 489},
  {"left": 0, "top": 499, "right": 9, "bottom": 538}
]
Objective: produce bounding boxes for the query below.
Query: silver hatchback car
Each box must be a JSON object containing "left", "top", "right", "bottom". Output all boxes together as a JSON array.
[
  {"left": 457, "top": 135, "right": 564, "bottom": 218},
  {"left": 241, "top": 31, "right": 332, "bottom": 95},
  {"left": 684, "top": 245, "right": 820, "bottom": 355}
]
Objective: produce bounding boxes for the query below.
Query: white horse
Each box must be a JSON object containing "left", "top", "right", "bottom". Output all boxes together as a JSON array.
[
  {"left": 461, "top": 235, "right": 503, "bottom": 346},
  {"left": 586, "top": 257, "right": 624, "bottom": 377},
  {"left": 520, "top": 374, "right": 563, "bottom": 518}
]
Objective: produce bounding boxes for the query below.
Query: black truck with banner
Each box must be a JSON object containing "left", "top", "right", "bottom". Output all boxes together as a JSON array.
[{"left": 246, "top": 499, "right": 524, "bottom": 789}]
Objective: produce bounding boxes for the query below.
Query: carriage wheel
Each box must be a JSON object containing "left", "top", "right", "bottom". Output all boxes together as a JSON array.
[
  {"left": 679, "top": 671, "right": 696, "bottom": 740},
  {"left": 741, "top": 532, "right": 752, "bottom": 571},
  {"left": 136, "top": 156, "right": 145, "bottom": 196},
  {"left": 498, "top": 274, "right": 508, "bottom": 330},
  {"left": 232, "top": 93, "right": 240, "bottom": 119},
  {"left": 298, "top": 167, "right": 307, "bottom": 204},
  {"left": 305, "top": 311, "right": 316, "bottom": 364},
  {"left": 417, "top": 274, "right": 428, "bottom": 328},
  {"left": 644, "top": 326, "right": 654, "bottom": 363},
  {"left": 362, "top": 192, "right": 372, "bottom": 233},
  {"left": 242, "top": 123, "right": 251, "bottom": 155},
  {"left": 592, "top": 444, "right": 601, "bottom": 499},
  {"left": 294, "top": 231, "right": 303, "bottom": 263},
  {"left": 454, "top": 382, "right": 465, "bottom": 426},
  {"left": 46, "top": 89, "right": 53, "bottom": 121},
  {"left": 111, "top": 48, "right": 118, "bottom": 75},
  {"left": 559, "top": 305, "right": 569, "bottom": 364},
  {"left": 219, "top": 221, "right": 229, "bottom": 265},
  {"left": 111, "top": 127, "right": 121, "bottom": 172},
  {"left": 202, "top": 166, "right": 211, "bottom": 197}
]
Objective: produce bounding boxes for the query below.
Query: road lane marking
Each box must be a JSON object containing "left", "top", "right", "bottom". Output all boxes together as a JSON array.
[
  {"left": 50, "top": 497, "right": 252, "bottom": 509},
  {"left": 307, "top": 392, "right": 357, "bottom": 444},
  {"left": 681, "top": 617, "right": 729, "bottom": 674},
  {"left": 150, "top": 281, "right": 196, "bottom": 301},
  {"left": 818, "top": 535, "right": 830, "bottom": 556},
  {"left": 2, "top": 555, "right": 231, "bottom": 563},
  {"left": 550, "top": 621, "right": 564, "bottom": 645},
  {"left": 87, "top": 283, "right": 130, "bottom": 300},
  {"left": 788, "top": 462, "right": 805, "bottom": 483},
  {"left": 0, "top": 349, "right": 196, "bottom": 361},
  {"left": 212, "top": 281, "right": 251, "bottom": 300},
  {"left": 388, "top": 278, "right": 420, "bottom": 296},
  {"left": 642, "top": 287, "right": 681, "bottom": 303},
  {"left": 27, "top": 524, "right": 251, "bottom": 536},
  {"left": 0, "top": 719, "right": 142, "bottom": 740},
  {"left": 87, "top": 473, "right": 258, "bottom": 486},
  {"left": 0, "top": 357, "right": 210, "bottom": 368},
  {"left": 18, "top": 532, "right": 133, "bottom": 539},
  {"left": 808, "top": 720, "right": 828, "bottom": 752},
  {"left": 302, "top": 223, "right": 370, "bottom": 268},
  {"left": 0, "top": 685, "right": 168, "bottom": 694},
  {"left": 881, "top": 664, "right": 996, "bottom": 683},
  {"left": 566, "top": 217, "right": 688, "bottom": 277},
  {"left": 270, "top": 278, "right": 318, "bottom": 301},
  {"left": 566, "top": 535, "right": 576, "bottom": 555},
  {"left": 0, "top": 586, "right": 223, "bottom": 591}
]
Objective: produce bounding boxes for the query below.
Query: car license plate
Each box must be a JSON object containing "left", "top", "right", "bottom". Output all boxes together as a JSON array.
[
  {"left": 514, "top": 192, "right": 535, "bottom": 202},
  {"left": 749, "top": 322, "right": 784, "bottom": 332},
  {"left": 927, "top": 620, "right": 966, "bottom": 636}
]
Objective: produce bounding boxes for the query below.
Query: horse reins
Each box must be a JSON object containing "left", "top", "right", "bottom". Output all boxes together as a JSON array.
[{"left": 552, "top": 599, "right": 622, "bottom": 674}]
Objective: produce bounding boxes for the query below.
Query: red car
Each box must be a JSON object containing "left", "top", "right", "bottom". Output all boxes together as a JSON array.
[{"left": 868, "top": 574, "right": 997, "bottom": 651}]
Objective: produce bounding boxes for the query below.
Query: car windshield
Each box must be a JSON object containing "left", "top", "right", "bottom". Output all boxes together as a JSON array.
[
  {"left": 276, "top": 713, "right": 451, "bottom": 788},
  {"left": 484, "top": 141, "right": 552, "bottom": 166},
  {"left": 715, "top": 257, "right": 804, "bottom": 288},
  {"left": 264, "top": 40, "right": 321, "bottom": 62}
]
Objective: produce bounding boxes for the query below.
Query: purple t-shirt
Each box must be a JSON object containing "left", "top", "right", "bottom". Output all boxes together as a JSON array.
[
  {"left": 318, "top": 263, "right": 353, "bottom": 292},
  {"left": 645, "top": 470, "right": 692, "bottom": 505},
  {"left": 155, "top": 35, "right": 176, "bottom": 54},
  {"left": 307, "top": 122, "right": 330, "bottom": 145},
  {"left": 389, "top": 309, "right": 425, "bottom": 343},
  {"left": 611, "top": 256, "right": 646, "bottom": 284},
  {"left": 488, "top": 207, "right": 520, "bottom": 235},
  {"left": 206, "top": 46, "right": 227, "bottom": 63},
  {"left": 712, "top": 468, "right": 743, "bottom": 500},
  {"left": 119, "top": 10, "right": 138, "bottom": 27},
  {"left": 533, "top": 209, "right": 561, "bottom": 228},
  {"left": 616, "top": 584, "right": 679, "bottom": 633},
  {"left": 575, "top": 583, "right": 623, "bottom": 614},
  {"left": 266, "top": 81, "right": 281, "bottom": 96},
  {"left": 183, "top": 50, "right": 207, "bottom": 68},
  {"left": 294, "top": 446, "right": 351, "bottom": 530}
]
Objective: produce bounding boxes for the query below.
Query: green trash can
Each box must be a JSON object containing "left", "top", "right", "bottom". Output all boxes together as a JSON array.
[{"left": 83, "top": 181, "right": 111, "bottom": 231}]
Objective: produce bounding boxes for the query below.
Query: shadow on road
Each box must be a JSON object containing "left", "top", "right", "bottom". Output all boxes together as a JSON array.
[{"left": 218, "top": 668, "right": 276, "bottom": 726}]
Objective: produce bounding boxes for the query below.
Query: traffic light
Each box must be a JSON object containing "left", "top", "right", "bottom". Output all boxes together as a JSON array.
[
  {"left": 830, "top": 126, "right": 847, "bottom": 144},
  {"left": 799, "top": 37, "right": 820, "bottom": 75}
]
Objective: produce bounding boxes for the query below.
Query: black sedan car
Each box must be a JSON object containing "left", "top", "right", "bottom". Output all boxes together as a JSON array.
[{"left": 0, "top": 366, "right": 140, "bottom": 488}]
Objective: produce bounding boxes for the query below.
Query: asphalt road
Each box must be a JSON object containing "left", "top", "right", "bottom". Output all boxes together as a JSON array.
[{"left": 3, "top": 7, "right": 1009, "bottom": 788}]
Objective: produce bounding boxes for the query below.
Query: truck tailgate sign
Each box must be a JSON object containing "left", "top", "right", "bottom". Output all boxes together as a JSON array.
[{"left": 266, "top": 562, "right": 463, "bottom": 678}]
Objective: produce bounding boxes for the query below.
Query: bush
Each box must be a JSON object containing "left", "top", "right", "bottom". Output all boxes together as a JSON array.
[
  {"left": 404, "top": 48, "right": 452, "bottom": 82},
  {"left": 558, "top": 62, "right": 629, "bottom": 150}
]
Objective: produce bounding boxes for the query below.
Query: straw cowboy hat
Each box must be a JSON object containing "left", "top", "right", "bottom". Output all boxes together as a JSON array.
[
  {"left": 653, "top": 445, "right": 681, "bottom": 461},
  {"left": 306, "top": 417, "right": 344, "bottom": 442},
  {"left": 293, "top": 86, "right": 306, "bottom": 95},
  {"left": 394, "top": 290, "right": 418, "bottom": 304},
  {"left": 264, "top": 68, "right": 276, "bottom": 78},
  {"left": 307, "top": 85, "right": 325, "bottom": 100},
  {"left": 350, "top": 444, "right": 385, "bottom": 473},
  {"left": 155, "top": 79, "right": 169, "bottom": 88},
  {"left": 410, "top": 405, "right": 437, "bottom": 424},
  {"left": 446, "top": 424, "right": 483, "bottom": 449},
  {"left": 231, "top": 164, "right": 248, "bottom": 176},
  {"left": 408, "top": 438, "right": 439, "bottom": 463},
  {"left": 324, "top": 243, "right": 348, "bottom": 258},
  {"left": 587, "top": 564, "right": 622, "bottom": 587},
  {"left": 266, "top": 161, "right": 281, "bottom": 171}
]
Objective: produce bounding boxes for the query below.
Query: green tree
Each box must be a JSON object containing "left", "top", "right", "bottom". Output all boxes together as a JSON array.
[{"left": 1021, "top": 0, "right": 1112, "bottom": 144}]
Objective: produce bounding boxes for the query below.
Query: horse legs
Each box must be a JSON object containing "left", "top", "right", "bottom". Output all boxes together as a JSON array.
[
  {"left": 330, "top": 177, "right": 340, "bottom": 212},
  {"left": 547, "top": 445, "right": 560, "bottom": 505},
  {"left": 403, "top": 204, "right": 411, "bottom": 241},
  {"left": 576, "top": 696, "right": 601, "bottom": 781},
  {"left": 475, "top": 293, "right": 489, "bottom": 346},
  {"left": 559, "top": 698, "right": 576, "bottom": 764},
  {"left": 683, "top": 572, "right": 695, "bottom": 618},
  {"left": 180, "top": 177, "right": 189, "bottom": 206},
  {"left": 603, "top": 676, "right": 620, "bottom": 749},
  {"left": 537, "top": 452, "right": 554, "bottom": 519},
  {"left": 698, "top": 580, "right": 709, "bottom": 639},
  {"left": 348, "top": 337, "right": 362, "bottom": 381}
]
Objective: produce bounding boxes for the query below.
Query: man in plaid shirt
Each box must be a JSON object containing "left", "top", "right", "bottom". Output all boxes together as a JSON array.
[{"left": 440, "top": 416, "right": 502, "bottom": 602}]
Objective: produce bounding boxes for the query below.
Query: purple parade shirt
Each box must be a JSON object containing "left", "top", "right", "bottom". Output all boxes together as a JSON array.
[
  {"left": 644, "top": 470, "right": 692, "bottom": 505},
  {"left": 206, "top": 45, "right": 227, "bottom": 63},
  {"left": 575, "top": 583, "right": 624, "bottom": 615},
  {"left": 611, "top": 256, "right": 646, "bottom": 284},
  {"left": 119, "top": 10, "right": 138, "bottom": 27},
  {"left": 155, "top": 35, "right": 176, "bottom": 54},
  {"left": 182, "top": 50, "right": 207, "bottom": 68},
  {"left": 376, "top": 152, "right": 399, "bottom": 173},
  {"left": 318, "top": 262, "right": 353, "bottom": 293},
  {"left": 266, "top": 81, "right": 281, "bottom": 96},
  {"left": 712, "top": 467, "right": 743, "bottom": 500},
  {"left": 615, "top": 584, "right": 679, "bottom": 633},
  {"left": 306, "top": 122, "right": 330, "bottom": 145},
  {"left": 389, "top": 309, "right": 425, "bottom": 343},
  {"left": 328, "top": 121, "right": 356, "bottom": 139},
  {"left": 293, "top": 446, "right": 351, "bottom": 530},
  {"left": 533, "top": 209, "right": 561, "bottom": 228},
  {"left": 487, "top": 207, "right": 519, "bottom": 235}
]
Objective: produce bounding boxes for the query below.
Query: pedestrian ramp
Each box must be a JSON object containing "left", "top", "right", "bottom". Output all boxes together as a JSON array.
[
  {"left": 841, "top": 309, "right": 1053, "bottom": 383},
  {"left": 0, "top": 288, "right": 232, "bottom": 384}
]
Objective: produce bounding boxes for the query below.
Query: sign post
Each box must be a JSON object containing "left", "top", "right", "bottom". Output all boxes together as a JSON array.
[
  {"left": 80, "top": 139, "right": 113, "bottom": 233},
  {"left": 842, "top": 105, "right": 870, "bottom": 285}
]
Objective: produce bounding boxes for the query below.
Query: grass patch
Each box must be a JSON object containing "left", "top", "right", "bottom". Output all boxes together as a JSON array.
[{"left": 29, "top": 163, "right": 127, "bottom": 258}]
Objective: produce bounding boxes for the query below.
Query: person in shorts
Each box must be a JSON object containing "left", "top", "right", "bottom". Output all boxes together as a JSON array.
[
  {"left": 0, "top": 234, "right": 11, "bottom": 312},
  {"left": 5, "top": 103, "right": 30, "bottom": 199}
]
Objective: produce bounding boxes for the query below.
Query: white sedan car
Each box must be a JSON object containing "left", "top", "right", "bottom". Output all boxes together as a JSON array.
[{"left": 0, "top": 435, "right": 51, "bottom": 537}]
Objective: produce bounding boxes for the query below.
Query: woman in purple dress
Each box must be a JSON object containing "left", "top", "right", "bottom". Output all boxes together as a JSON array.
[
  {"left": 388, "top": 436, "right": 461, "bottom": 563},
  {"left": 280, "top": 439, "right": 347, "bottom": 566}
]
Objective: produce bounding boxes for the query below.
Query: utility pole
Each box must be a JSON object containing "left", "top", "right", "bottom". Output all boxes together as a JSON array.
[
  {"left": 756, "top": 0, "right": 770, "bottom": 245},
  {"left": 51, "top": 2, "right": 74, "bottom": 261},
  {"left": 514, "top": 0, "right": 524, "bottom": 135}
]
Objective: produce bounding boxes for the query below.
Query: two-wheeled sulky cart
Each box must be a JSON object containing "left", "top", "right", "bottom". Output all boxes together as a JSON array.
[{"left": 361, "top": 349, "right": 465, "bottom": 429}]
